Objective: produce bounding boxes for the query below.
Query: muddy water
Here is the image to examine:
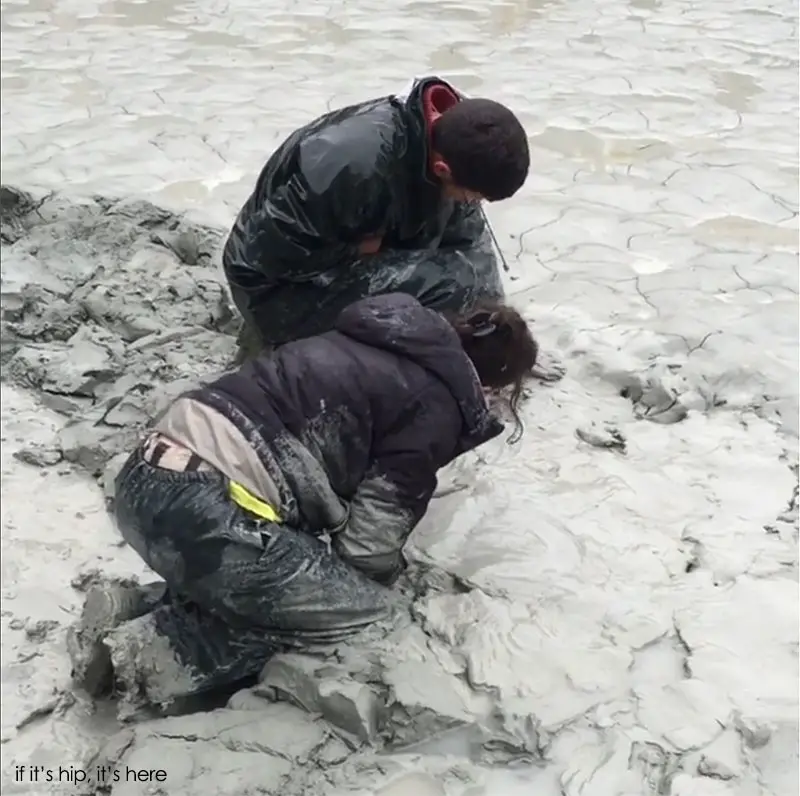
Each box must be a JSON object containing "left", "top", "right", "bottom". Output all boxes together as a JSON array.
[{"left": 1, "top": 0, "right": 799, "bottom": 795}]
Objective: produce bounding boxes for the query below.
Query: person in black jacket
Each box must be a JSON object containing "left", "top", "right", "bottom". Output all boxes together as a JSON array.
[
  {"left": 223, "top": 76, "right": 530, "bottom": 360},
  {"left": 67, "top": 293, "right": 538, "bottom": 709}
]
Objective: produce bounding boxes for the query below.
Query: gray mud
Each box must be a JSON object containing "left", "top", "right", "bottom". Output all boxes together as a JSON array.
[
  {"left": 1, "top": 184, "right": 797, "bottom": 796},
  {"left": 1, "top": 185, "right": 239, "bottom": 484},
  {"left": 1, "top": 0, "right": 799, "bottom": 791}
]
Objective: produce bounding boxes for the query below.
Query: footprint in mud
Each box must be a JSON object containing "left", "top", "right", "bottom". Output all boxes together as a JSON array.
[
  {"left": 623, "top": 380, "right": 689, "bottom": 425},
  {"left": 571, "top": 332, "right": 732, "bottom": 426},
  {"left": 622, "top": 377, "right": 690, "bottom": 425},
  {"left": 8, "top": 617, "right": 60, "bottom": 642},
  {"left": 629, "top": 740, "right": 682, "bottom": 793},
  {"left": 25, "top": 618, "right": 60, "bottom": 642},
  {"left": 13, "top": 442, "right": 63, "bottom": 467},
  {"left": 559, "top": 737, "right": 683, "bottom": 795}
]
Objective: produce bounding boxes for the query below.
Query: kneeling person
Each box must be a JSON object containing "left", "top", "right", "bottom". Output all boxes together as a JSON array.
[{"left": 68, "top": 293, "right": 539, "bottom": 708}]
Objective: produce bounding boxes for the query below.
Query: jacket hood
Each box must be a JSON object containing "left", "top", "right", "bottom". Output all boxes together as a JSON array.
[
  {"left": 392, "top": 75, "right": 464, "bottom": 185},
  {"left": 335, "top": 293, "right": 504, "bottom": 453},
  {"left": 393, "top": 75, "right": 465, "bottom": 116}
]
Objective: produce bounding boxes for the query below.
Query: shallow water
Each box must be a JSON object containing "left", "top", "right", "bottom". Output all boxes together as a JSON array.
[{"left": 1, "top": 0, "right": 799, "bottom": 794}]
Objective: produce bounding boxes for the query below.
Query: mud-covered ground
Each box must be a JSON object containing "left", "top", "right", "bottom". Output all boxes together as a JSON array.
[{"left": 1, "top": 0, "right": 798, "bottom": 794}]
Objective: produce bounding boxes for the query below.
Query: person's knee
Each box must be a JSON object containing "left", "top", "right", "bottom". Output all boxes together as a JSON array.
[{"left": 249, "top": 528, "right": 392, "bottom": 638}]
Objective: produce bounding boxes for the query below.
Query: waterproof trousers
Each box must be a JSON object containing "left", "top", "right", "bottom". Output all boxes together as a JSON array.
[{"left": 110, "top": 447, "right": 392, "bottom": 704}]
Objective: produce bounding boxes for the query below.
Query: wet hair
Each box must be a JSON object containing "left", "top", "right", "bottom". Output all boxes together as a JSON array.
[
  {"left": 432, "top": 98, "right": 530, "bottom": 201},
  {"left": 449, "top": 302, "right": 539, "bottom": 442}
]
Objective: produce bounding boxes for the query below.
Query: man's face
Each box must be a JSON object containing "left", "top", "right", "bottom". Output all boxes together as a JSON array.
[{"left": 431, "top": 158, "right": 486, "bottom": 204}]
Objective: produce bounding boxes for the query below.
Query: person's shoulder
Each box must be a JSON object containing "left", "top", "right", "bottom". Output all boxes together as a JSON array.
[{"left": 297, "top": 98, "right": 404, "bottom": 186}]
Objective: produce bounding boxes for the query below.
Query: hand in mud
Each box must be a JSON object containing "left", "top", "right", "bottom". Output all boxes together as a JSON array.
[
  {"left": 530, "top": 349, "right": 566, "bottom": 383},
  {"left": 575, "top": 422, "right": 627, "bottom": 453},
  {"left": 627, "top": 378, "right": 688, "bottom": 425}
]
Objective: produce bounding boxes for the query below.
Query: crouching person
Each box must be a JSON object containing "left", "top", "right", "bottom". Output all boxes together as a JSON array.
[{"left": 68, "top": 293, "right": 538, "bottom": 709}]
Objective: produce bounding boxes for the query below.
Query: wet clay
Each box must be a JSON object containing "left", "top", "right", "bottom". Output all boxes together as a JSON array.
[
  {"left": 1, "top": 185, "right": 239, "bottom": 482},
  {"left": 1, "top": 185, "right": 797, "bottom": 796}
]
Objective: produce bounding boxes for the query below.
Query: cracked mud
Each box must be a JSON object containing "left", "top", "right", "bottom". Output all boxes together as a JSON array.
[{"left": 1, "top": 0, "right": 798, "bottom": 795}]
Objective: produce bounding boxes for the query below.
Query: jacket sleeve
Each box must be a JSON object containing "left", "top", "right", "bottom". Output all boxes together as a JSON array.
[
  {"left": 439, "top": 200, "right": 496, "bottom": 257},
  {"left": 236, "top": 175, "right": 357, "bottom": 284},
  {"left": 331, "top": 202, "right": 503, "bottom": 321},
  {"left": 332, "top": 388, "right": 462, "bottom": 586},
  {"left": 236, "top": 135, "right": 391, "bottom": 284}
]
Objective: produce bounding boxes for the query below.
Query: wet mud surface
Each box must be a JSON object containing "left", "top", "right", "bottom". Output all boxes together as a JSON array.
[
  {"left": 2, "top": 0, "right": 799, "bottom": 794},
  {"left": 2, "top": 183, "right": 797, "bottom": 794}
]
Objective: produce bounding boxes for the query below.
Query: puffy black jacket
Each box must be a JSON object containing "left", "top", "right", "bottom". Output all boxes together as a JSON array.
[
  {"left": 191, "top": 293, "right": 504, "bottom": 585},
  {"left": 222, "top": 76, "right": 503, "bottom": 343}
]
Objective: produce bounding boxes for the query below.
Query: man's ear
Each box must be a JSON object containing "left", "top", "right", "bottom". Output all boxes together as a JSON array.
[{"left": 431, "top": 158, "right": 452, "bottom": 180}]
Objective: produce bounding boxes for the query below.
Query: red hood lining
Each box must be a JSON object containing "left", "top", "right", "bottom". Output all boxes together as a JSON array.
[{"left": 422, "top": 84, "right": 459, "bottom": 161}]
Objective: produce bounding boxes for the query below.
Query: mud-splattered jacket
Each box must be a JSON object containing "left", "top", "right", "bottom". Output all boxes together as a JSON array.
[
  {"left": 188, "top": 293, "right": 504, "bottom": 586},
  {"left": 222, "top": 76, "right": 501, "bottom": 342}
]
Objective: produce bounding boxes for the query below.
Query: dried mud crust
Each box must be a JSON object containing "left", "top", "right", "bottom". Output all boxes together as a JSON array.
[{"left": 1, "top": 185, "right": 239, "bottom": 480}]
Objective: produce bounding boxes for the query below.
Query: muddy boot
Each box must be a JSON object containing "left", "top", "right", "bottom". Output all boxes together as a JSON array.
[
  {"left": 104, "top": 612, "right": 203, "bottom": 714},
  {"left": 67, "top": 580, "right": 167, "bottom": 698}
]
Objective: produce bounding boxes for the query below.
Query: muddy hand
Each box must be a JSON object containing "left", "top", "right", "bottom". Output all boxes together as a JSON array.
[
  {"left": 530, "top": 349, "right": 566, "bottom": 383},
  {"left": 633, "top": 379, "right": 689, "bottom": 424},
  {"left": 575, "top": 421, "right": 627, "bottom": 453}
]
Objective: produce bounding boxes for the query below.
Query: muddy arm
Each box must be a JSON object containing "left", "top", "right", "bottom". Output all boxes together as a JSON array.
[{"left": 333, "top": 392, "right": 461, "bottom": 586}]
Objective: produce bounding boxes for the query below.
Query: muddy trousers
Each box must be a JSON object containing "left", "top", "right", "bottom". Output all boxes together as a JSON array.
[
  {"left": 111, "top": 448, "right": 392, "bottom": 704},
  {"left": 226, "top": 245, "right": 504, "bottom": 354}
]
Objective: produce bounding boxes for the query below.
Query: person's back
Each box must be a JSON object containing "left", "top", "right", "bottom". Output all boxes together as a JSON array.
[
  {"left": 222, "top": 77, "right": 531, "bottom": 356},
  {"left": 191, "top": 293, "right": 513, "bottom": 581},
  {"left": 220, "top": 303, "right": 470, "bottom": 497}
]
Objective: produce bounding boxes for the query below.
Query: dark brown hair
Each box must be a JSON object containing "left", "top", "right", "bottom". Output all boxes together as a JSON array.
[{"left": 448, "top": 302, "right": 538, "bottom": 441}]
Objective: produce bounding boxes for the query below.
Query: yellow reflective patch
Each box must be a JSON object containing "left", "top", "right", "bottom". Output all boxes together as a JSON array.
[{"left": 228, "top": 480, "right": 281, "bottom": 523}]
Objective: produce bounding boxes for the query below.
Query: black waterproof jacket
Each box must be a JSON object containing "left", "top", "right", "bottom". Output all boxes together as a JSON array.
[
  {"left": 191, "top": 293, "right": 504, "bottom": 585},
  {"left": 222, "top": 76, "right": 503, "bottom": 344}
]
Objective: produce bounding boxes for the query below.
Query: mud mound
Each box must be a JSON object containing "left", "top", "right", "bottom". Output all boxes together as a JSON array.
[{"left": 0, "top": 185, "right": 239, "bottom": 477}]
